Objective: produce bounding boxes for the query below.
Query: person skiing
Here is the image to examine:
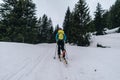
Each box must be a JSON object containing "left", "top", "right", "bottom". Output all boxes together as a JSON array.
[{"left": 55, "top": 28, "right": 67, "bottom": 60}]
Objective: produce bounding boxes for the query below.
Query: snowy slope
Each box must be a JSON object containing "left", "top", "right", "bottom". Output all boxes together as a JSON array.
[
  {"left": 0, "top": 32, "right": 120, "bottom": 80},
  {"left": 90, "top": 28, "right": 120, "bottom": 48}
]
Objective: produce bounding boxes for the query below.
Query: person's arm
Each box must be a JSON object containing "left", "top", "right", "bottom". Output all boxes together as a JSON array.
[
  {"left": 64, "top": 34, "right": 67, "bottom": 42},
  {"left": 55, "top": 33, "right": 58, "bottom": 42}
]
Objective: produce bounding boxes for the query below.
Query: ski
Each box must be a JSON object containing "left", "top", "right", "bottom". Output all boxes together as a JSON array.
[
  {"left": 62, "top": 57, "right": 68, "bottom": 64},
  {"left": 58, "top": 57, "right": 62, "bottom": 61},
  {"left": 55, "top": 54, "right": 68, "bottom": 65}
]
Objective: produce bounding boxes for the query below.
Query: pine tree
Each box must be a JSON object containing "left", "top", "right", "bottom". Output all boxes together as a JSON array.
[
  {"left": 68, "top": 12, "right": 76, "bottom": 44},
  {"left": 102, "top": 11, "right": 109, "bottom": 29},
  {"left": 87, "top": 20, "right": 95, "bottom": 32},
  {"left": 36, "top": 17, "right": 42, "bottom": 43},
  {"left": 94, "top": 3, "right": 104, "bottom": 35},
  {"left": 53, "top": 24, "right": 59, "bottom": 42},
  {"left": 40, "top": 14, "right": 49, "bottom": 43},
  {"left": 63, "top": 7, "right": 71, "bottom": 42},
  {"left": 0, "top": 0, "right": 17, "bottom": 41},
  {"left": 70, "top": 0, "right": 91, "bottom": 46},
  {"left": 39, "top": 14, "right": 54, "bottom": 43},
  {"left": 117, "top": 27, "right": 120, "bottom": 33},
  {"left": 47, "top": 18, "right": 54, "bottom": 43},
  {"left": 109, "top": 0, "right": 120, "bottom": 30},
  {"left": 22, "top": 0, "right": 37, "bottom": 43},
  {"left": 49, "top": 26, "right": 54, "bottom": 43},
  {"left": 0, "top": 0, "right": 37, "bottom": 43}
]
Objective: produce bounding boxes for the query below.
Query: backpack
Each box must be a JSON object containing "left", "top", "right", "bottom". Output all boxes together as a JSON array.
[{"left": 58, "top": 30, "right": 64, "bottom": 40}]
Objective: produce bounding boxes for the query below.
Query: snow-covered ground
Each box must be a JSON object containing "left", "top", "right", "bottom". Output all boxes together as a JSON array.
[{"left": 0, "top": 30, "right": 120, "bottom": 80}]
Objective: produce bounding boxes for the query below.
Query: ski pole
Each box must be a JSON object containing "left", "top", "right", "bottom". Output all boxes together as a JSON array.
[
  {"left": 53, "top": 44, "right": 57, "bottom": 59},
  {"left": 65, "top": 44, "right": 68, "bottom": 59}
]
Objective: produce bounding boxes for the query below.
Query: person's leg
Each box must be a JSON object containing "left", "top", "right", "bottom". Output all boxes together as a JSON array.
[
  {"left": 61, "top": 40, "right": 66, "bottom": 58},
  {"left": 57, "top": 41, "right": 61, "bottom": 58},
  {"left": 61, "top": 40, "right": 64, "bottom": 50}
]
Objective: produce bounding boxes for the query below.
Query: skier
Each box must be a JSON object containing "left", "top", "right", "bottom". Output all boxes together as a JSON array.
[{"left": 55, "top": 28, "right": 67, "bottom": 61}]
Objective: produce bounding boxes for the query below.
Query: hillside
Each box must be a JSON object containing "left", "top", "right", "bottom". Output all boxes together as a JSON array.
[{"left": 0, "top": 32, "right": 120, "bottom": 80}]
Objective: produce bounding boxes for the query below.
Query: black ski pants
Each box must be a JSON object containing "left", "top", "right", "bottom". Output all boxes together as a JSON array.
[{"left": 57, "top": 40, "right": 65, "bottom": 56}]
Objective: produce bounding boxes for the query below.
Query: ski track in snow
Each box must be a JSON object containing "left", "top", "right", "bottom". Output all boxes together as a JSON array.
[
  {"left": 2, "top": 58, "right": 31, "bottom": 80},
  {"left": 1, "top": 31, "right": 120, "bottom": 80},
  {"left": 1, "top": 35, "right": 120, "bottom": 80},
  {"left": 17, "top": 49, "right": 51, "bottom": 80},
  {"left": 56, "top": 54, "right": 80, "bottom": 80},
  {"left": 2, "top": 47, "right": 52, "bottom": 80},
  {"left": 1, "top": 45, "right": 77, "bottom": 80},
  {"left": 59, "top": 61, "right": 73, "bottom": 80}
]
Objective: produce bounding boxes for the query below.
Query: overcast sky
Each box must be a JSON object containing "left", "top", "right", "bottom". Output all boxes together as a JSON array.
[{"left": 0, "top": 0, "right": 116, "bottom": 27}]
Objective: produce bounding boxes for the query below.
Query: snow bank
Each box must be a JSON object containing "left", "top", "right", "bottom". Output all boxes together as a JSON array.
[{"left": 0, "top": 32, "right": 120, "bottom": 80}]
